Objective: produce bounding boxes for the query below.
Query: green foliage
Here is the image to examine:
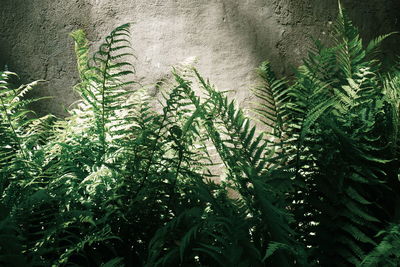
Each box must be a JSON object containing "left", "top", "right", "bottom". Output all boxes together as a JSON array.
[
  {"left": 361, "top": 224, "right": 400, "bottom": 266},
  {"left": 253, "top": 3, "right": 400, "bottom": 266},
  {"left": 1, "top": 3, "right": 399, "bottom": 266}
]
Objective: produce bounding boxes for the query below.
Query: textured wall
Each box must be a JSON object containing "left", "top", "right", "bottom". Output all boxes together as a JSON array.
[{"left": 0, "top": 0, "right": 399, "bottom": 116}]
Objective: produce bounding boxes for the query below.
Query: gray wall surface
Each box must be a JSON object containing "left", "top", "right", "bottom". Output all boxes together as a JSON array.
[{"left": 0, "top": 0, "right": 399, "bottom": 116}]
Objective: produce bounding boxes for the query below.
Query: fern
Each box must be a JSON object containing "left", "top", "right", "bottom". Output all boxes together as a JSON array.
[
  {"left": 361, "top": 224, "right": 400, "bottom": 266},
  {"left": 253, "top": 2, "right": 400, "bottom": 266},
  {"left": 70, "top": 24, "right": 136, "bottom": 163},
  {"left": 1, "top": 3, "right": 399, "bottom": 266}
]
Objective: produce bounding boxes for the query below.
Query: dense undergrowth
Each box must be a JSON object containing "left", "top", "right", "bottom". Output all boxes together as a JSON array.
[{"left": 1, "top": 4, "right": 400, "bottom": 266}]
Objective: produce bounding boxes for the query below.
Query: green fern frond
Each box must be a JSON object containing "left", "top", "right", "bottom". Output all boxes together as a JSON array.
[
  {"left": 334, "top": 2, "right": 367, "bottom": 80},
  {"left": 252, "top": 61, "right": 289, "bottom": 133},
  {"left": 361, "top": 224, "right": 400, "bottom": 267},
  {"left": 366, "top": 32, "right": 398, "bottom": 56}
]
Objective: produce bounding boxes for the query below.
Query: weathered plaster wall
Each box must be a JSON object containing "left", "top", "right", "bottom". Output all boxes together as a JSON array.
[{"left": 0, "top": 0, "right": 399, "bottom": 116}]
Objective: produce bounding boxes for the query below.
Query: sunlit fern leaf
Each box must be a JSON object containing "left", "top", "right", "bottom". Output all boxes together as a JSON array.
[
  {"left": 71, "top": 23, "right": 136, "bottom": 162},
  {"left": 334, "top": 1, "right": 371, "bottom": 81}
]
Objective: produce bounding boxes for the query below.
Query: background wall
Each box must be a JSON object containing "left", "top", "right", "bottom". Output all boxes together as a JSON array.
[{"left": 0, "top": 0, "right": 399, "bottom": 116}]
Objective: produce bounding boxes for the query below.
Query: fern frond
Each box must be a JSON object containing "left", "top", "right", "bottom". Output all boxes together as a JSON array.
[
  {"left": 334, "top": 2, "right": 367, "bottom": 80},
  {"left": 366, "top": 32, "right": 398, "bottom": 56},
  {"left": 251, "top": 61, "right": 289, "bottom": 134}
]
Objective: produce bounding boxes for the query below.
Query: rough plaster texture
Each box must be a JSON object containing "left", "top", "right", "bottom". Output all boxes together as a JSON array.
[{"left": 0, "top": 0, "right": 399, "bottom": 116}]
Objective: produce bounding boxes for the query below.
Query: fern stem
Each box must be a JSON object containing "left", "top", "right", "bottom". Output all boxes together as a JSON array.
[{"left": 100, "top": 38, "right": 113, "bottom": 160}]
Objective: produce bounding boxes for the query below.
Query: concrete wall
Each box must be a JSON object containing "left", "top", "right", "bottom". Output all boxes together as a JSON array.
[{"left": 0, "top": 0, "right": 399, "bottom": 116}]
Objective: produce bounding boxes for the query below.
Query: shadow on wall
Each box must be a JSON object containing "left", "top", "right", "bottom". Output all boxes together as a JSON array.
[
  {"left": 0, "top": 0, "right": 93, "bottom": 117},
  {"left": 341, "top": 0, "right": 400, "bottom": 68},
  {"left": 232, "top": 0, "right": 400, "bottom": 76},
  {"left": 0, "top": 56, "right": 5, "bottom": 71},
  {"left": 0, "top": 0, "right": 399, "bottom": 116}
]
